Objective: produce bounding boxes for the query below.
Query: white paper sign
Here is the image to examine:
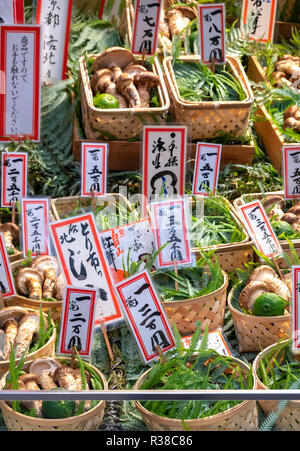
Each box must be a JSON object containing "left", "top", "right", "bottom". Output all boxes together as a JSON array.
[
  {"left": 242, "top": 0, "right": 278, "bottom": 42},
  {"left": 50, "top": 213, "right": 123, "bottom": 326},
  {"left": 114, "top": 270, "right": 175, "bottom": 363},
  {"left": 198, "top": 3, "right": 226, "bottom": 65},
  {"left": 81, "top": 142, "right": 108, "bottom": 197},
  {"left": 292, "top": 266, "right": 300, "bottom": 353},
  {"left": 36, "top": 0, "right": 73, "bottom": 82},
  {"left": 1, "top": 152, "right": 27, "bottom": 207},
  {"left": 131, "top": 0, "right": 162, "bottom": 55},
  {"left": 99, "top": 218, "right": 156, "bottom": 284},
  {"left": 0, "top": 25, "right": 41, "bottom": 142},
  {"left": 0, "top": 232, "right": 16, "bottom": 298},
  {"left": 239, "top": 200, "right": 282, "bottom": 258},
  {"left": 0, "top": 0, "right": 24, "bottom": 24},
  {"left": 181, "top": 329, "right": 232, "bottom": 357},
  {"left": 57, "top": 286, "right": 97, "bottom": 358},
  {"left": 151, "top": 198, "right": 193, "bottom": 269},
  {"left": 142, "top": 125, "right": 187, "bottom": 217},
  {"left": 21, "top": 198, "right": 50, "bottom": 257},
  {"left": 283, "top": 145, "right": 300, "bottom": 200},
  {"left": 192, "top": 142, "right": 222, "bottom": 196}
]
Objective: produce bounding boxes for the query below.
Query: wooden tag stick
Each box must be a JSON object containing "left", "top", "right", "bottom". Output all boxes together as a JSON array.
[
  {"left": 173, "top": 258, "right": 179, "bottom": 291},
  {"left": 272, "top": 256, "right": 283, "bottom": 280},
  {"left": 100, "top": 320, "right": 114, "bottom": 362},
  {"left": 0, "top": 290, "right": 4, "bottom": 309},
  {"left": 210, "top": 56, "right": 216, "bottom": 74},
  {"left": 11, "top": 201, "right": 16, "bottom": 224},
  {"left": 155, "top": 345, "right": 166, "bottom": 364},
  {"left": 91, "top": 189, "right": 96, "bottom": 214}
]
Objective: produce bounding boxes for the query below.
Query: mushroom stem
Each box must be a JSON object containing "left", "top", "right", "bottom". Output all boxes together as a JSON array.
[
  {"left": 3, "top": 319, "right": 18, "bottom": 360},
  {"left": 15, "top": 313, "right": 42, "bottom": 359},
  {"left": 38, "top": 371, "right": 58, "bottom": 390},
  {"left": 116, "top": 73, "right": 141, "bottom": 108},
  {"left": 53, "top": 365, "right": 79, "bottom": 391},
  {"left": 18, "top": 374, "right": 43, "bottom": 416}
]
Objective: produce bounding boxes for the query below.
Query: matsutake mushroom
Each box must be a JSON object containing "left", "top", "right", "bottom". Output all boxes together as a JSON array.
[
  {"left": 29, "top": 358, "right": 61, "bottom": 390},
  {"left": 166, "top": 5, "right": 196, "bottom": 38},
  {"left": 262, "top": 195, "right": 285, "bottom": 220},
  {"left": 248, "top": 265, "right": 278, "bottom": 283},
  {"left": 15, "top": 311, "right": 46, "bottom": 359},
  {"left": 31, "top": 255, "right": 59, "bottom": 299},
  {"left": 281, "top": 212, "right": 300, "bottom": 232},
  {"left": 18, "top": 374, "right": 43, "bottom": 416},
  {"left": 116, "top": 72, "right": 142, "bottom": 108},
  {"left": 15, "top": 267, "right": 44, "bottom": 300},
  {"left": 239, "top": 281, "right": 269, "bottom": 311},
  {"left": 53, "top": 365, "right": 92, "bottom": 412},
  {"left": 0, "top": 306, "right": 28, "bottom": 360},
  {"left": 0, "top": 222, "right": 20, "bottom": 254},
  {"left": 283, "top": 105, "right": 300, "bottom": 132}
]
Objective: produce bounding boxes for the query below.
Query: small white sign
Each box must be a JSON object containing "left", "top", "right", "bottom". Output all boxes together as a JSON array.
[
  {"left": 57, "top": 286, "right": 97, "bottom": 358},
  {"left": 81, "top": 142, "right": 108, "bottom": 197},
  {"left": 151, "top": 198, "right": 193, "bottom": 269},
  {"left": 36, "top": 0, "right": 73, "bottom": 82},
  {"left": 198, "top": 3, "right": 226, "bottom": 65},
  {"left": 0, "top": 0, "right": 24, "bottom": 24},
  {"left": 114, "top": 270, "right": 175, "bottom": 363},
  {"left": 283, "top": 145, "right": 300, "bottom": 200},
  {"left": 0, "top": 232, "right": 16, "bottom": 298},
  {"left": 1, "top": 152, "right": 27, "bottom": 207},
  {"left": 131, "top": 0, "right": 162, "bottom": 56},
  {"left": 239, "top": 200, "right": 282, "bottom": 258},
  {"left": 241, "top": 0, "right": 278, "bottom": 42},
  {"left": 21, "top": 198, "right": 50, "bottom": 257},
  {"left": 181, "top": 329, "right": 232, "bottom": 357},
  {"left": 192, "top": 142, "right": 222, "bottom": 196}
]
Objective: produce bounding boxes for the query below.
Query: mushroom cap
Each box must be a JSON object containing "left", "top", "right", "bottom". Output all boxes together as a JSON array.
[
  {"left": 15, "top": 267, "right": 44, "bottom": 296},
  {"left": 281, "top": 212, "right": 298, "bottom": 224},
  {"left": 262, "top": 194, "right": 285, "bottom": 210},
  {"left": 90, "top": 68, "right": 112, "bottom": 94},
  {"left": 0, "top": 222, "right": 20, "bottom": 243},
  {"left": 29, "top": 358, "right": 61, "bottom": 376},
  {"left": 92, "top": 47, "right": 135, "bottom": 73},
  {"left": 124, "top": 64, "right": 147, "bottom": 77},
  {"left": 172, "top": 5, "right": 197, "bottom": 20},
  {"left": 31, "top": 255, "right": 59, "bottom": 276},
  {"left": 239, "top": 281, "right": 269, "bottom": 311},
  {"left": 116, "top": 72, "right": 135, "bottom": 90},
  {"left": 248, "top": 265, "right": 278, "bottom": 284},
  {"left": 19, "top": 373, "right": 40, "bottom": 385},
  {"left": 288, "top": 205, "right": 300, "bottom": 216},
  {"left": 134, "top": 71, "right": 160, "bottom": 88},
  {"left": 0, "top": 306, "right": 28, "bottom": 328},
  {"left": 263, "top": 277, "right": 291, "bottom": 301}
]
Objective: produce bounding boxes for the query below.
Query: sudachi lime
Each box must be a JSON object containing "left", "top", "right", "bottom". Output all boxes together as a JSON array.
[
  {"left": 252, "top": 292, "right": 286, "bottom": 317},
  {"left": 93, "top": 93, "right": 119, "bottom": 109}
]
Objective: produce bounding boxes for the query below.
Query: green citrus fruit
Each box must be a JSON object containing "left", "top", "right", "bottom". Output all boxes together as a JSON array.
[
  {"left": 93, "top": 93, "right": 119, "bottom": 109},
  {"left": 252, "top": 293, "right": 286, "bottom": 317}
]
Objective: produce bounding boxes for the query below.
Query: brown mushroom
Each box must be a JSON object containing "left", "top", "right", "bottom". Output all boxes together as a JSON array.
[
  {"left": 282, "top": 272, "right": 292, "bottom": 297},
  {"left": 248, "top": 265, "right": 278, "bottom": 284},
  {"left": 92, "top": 47, "right": 135, "bottom": 73},
  {"left": 288, "top": 204, "right": 300, "bottom": 217},
  {"left": 18, "top": 373, "right": 43, "bottom": 416},
  {"left": 31, "top": 255, "right": 59, "bottom": 299},
  {"left": 239, "top": 281, "right": 269, "bottom": 311},
  {"left": 0, "top": 222, "right": 19, "bottom": 253},
  {"left": 262, "top": 195, "right": 285, "bottom": 219},
  {"left": 90, "top": 68, "right": 128, "bottom": 108},
  {"left": 283, "top": 105, "right": 300, "bottom": 121},
  {"left": 53, "top": 365, "right": 79, "bottom": 391},
  {"left": 54, "top": 273, "right": 66, "bottom": 301},
  {"left": 166, "top": 6, "right": 196, "bottom": 37},
  {"left": 281, "top": 212, "right": 300, "bottom": 232},
  {"left": 263, "top": 277, "right": 291, "bottom": 301},
  {"left": 284, "top": 116, "right": 300, "bottom": 132},
  {"left": 134, "top": 71, "right": 160, "bottom": 107},
  {"left": 15, "top": 311, "right": 46, "bottom": 359},
  {"left": 0, "top": 306, "right": 27, "bottom": 360},
  {"left": 0, "top": 329, "right": 5, "bottom": 361},
  {"left": 116, "top": 72, "right": 141, "bottom": 108},
  {"left": 15, "top": 267, "right": 44, "bottom": 300},
  {"left": 29, "top": 357, "right": 61, "bottom": 376}
]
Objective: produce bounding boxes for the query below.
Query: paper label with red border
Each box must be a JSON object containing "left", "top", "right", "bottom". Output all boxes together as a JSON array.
[
  {"left": 0, "top": 232, "right": 16, "bottom": 298},
  {"left": 36, "top": 0, "right": 73, "bottom": 82},
  {"left": 21, "top": 198, "right": 50, "bottom": 257},
  {"left": 151, "top": 198, "right": 193, "bottom": 269},
  {"left": 50, "top": 213, "right": 123, "bottom": 326},
  {"left": 114, "top": 270, "right": 175, "bottom": 363},
  {"left": 131, "top": 0, "right": 162, "bottom": 56},
  {"left": 181, "top": 329, "right": 232, "bottom": 357},
  {"left": 142, "top": 125, "right": 187, "bottom": 217},
  {"left": 198, "top": 3, "right": 226, "bottom": 65},
  {"left": 0, "top": 0, "right": 24, "bottom": 24},
  {"left": 242, "top": 0, "right": 278, "bottom": 42},
  {"left": 192, "top": 142, "right": 222, "bottom": 196},
  {"left": 0, "top": 25, "right": 41, "bottom": 142},
  {"left": 1, "top": 152, "right": 27, "bottom": 207},
  {"left": 57, "top": 286, "right": 97, "bottom": 358},
  {"left": 99, "top": 218, "right": 156, "bottom": 284},
  {"left": 239, "top": 200, "right": 282, "bottom": 258},
  {"left": 81, "top": 142, "right": 108, "bottom": 197},
  {"left": 283, "top": 145, "right": 300, "bottom": 200},
  {"left": 292, "top": 266, "right": 300, "bottom": 353}
]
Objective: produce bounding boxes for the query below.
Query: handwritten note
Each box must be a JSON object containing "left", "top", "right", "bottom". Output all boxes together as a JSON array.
[
  {"left": 21, "top": 198, "right": 50, "bottom": 257},
  {"left": 1, "top": 152, "right": 27, "bottom": 207},
  {"left": 131, "top": 0, "right": 162, "bottom": 55},
  {"left": 198, "top": 3, "right": 226, "bottom": 64},
  {"left": 192, "top": 142, "right": 222, "bottom": 196},
  {"left": 283, "top": 145, "right": 300, "bottom": 200},
  {"left": 81, "top": 142, "right": 108, "bottom": 197},
  {"left": 242, "top": 0, "right": 278, "bottom": 42},
  {"left": 0, "top": 0, "right": 24, "bottom": 24}
]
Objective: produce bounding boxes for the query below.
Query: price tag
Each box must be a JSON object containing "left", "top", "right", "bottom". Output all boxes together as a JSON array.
[
  {"left": 131, "top": 0, "right": 162, "bottom": 56},
  {"left": 151, "top": 198, "right": 193, "bottom": 269},
  {"left": 81, "top": 142, "right": 108, "bottom": 197},
  {"left": 99, "top": 218, "right": 156, "bottom": 283},
  {"left": 36, "top": 0, "right": 73, "bottom": 82},
  {"left": 142, "top": 125, "right": 187, "bottom": 217},
  {"left": 239, "top": 200, "right": 282, "bottom": 258},
  {"left": 21, "top": 198, "right": 50, "bottom": 257},
  {"left": 241, "top": 0, "right": 278, "bottom": 42},
  {"left": 283, "top": 145, "right": 300, "bottom": 200},
  {"left": 198, "top": 3, "right": 226, "bottom": 65},
  {"left": 57, "top": 286, "right": 98, "bottom": 358},
  {"left": 1, "top": 152, "right": 27, "bottom": 207},
  {"left": 0, "top": 232, "right": 16, "bottom": 298},
  {"left": 114, "top": 269, "right": 175, "bottom": 363},
  {"left": 50, "top": 213, "right": 123, "bottom": 326},
  {"left": 0, "top": 0, "right": 24, "bottom": 24},
  {"left": 192, "top": 142, "right": 222, "bottom": 196},
  {"left": 181, "top": 329, "right": 232, "bottom": 357},
  {"left": 0, "top": 25, "right": 41, "bottom": 142}
]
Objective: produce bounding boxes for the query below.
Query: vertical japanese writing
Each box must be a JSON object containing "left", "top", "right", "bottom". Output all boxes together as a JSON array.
[
  {"left": 242, "top": 0, "right": 277, "bottom": 42},
  {"left": 198, "top": 4, "right": 226, "bottom": 64},
  {"left": 283, "top": 147, "right": 300, "bottom": 199},
  {"left": 131, "top": 0, "right": 162, "bottom": 55},
  {"left": 81, "top": 143, "right": 107, "bottom": 197},
  {"left": 1, "top": 153, "right": 27, "bottom": 207},
  {"left": 192, "top": 143, "right": 222, "bottom": 196},
  {"left": 22, "top": 199, "right": 49, "bottom": 256}
]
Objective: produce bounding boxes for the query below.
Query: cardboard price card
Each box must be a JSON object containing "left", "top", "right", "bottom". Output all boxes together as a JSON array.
[
  {"left": 114, "top": 270, "right": 175, "bottom": 363},
  {"left": 1, "top": 152, "right": 27, "bottom": 207},
  {"left": 241, "top": 0, "right": 278, "bottom": 42},
  {"left": 181, "top": 329, "right": 232, "bottom": 357},
  {"left": 81, "top": 142, "right": 108, "bottom": 197},
  {"left": 192, "top": 142, "right": 222, "bottom": 196},
  {"left": 21, "top": 198, "right": 50, "bottom": 257},
  {"left": 99, "top": 218, "right": 156, "bottom": 284},
  {"left": 36, "top": 0, "right": 73, "bottom": 82},
  {"left": 0, "top": 232, "right": 16, "bottom": 298},
  {"left": 0, "top": 0, "right": 24, "bottom": 24},
  {"left": 198, "top": 3, "right": 226, "bottom": 65},
  {"left": 131, "top": 0, "right": 162, "bottom": 56},
  {"left": 57, "top": 286, "right": 98, "bottom": 358},
  {"left": 239, "top": 200, "right": 282, "bottom": 258},
  {"left": 50, "top": 213, "right": 123, "bottom": 326},
  {"left": 283, "top": 145, "right": 300, "bottom": 199},
  {"left": 0, "top": 25, "right": 41, "bottom": 142}
]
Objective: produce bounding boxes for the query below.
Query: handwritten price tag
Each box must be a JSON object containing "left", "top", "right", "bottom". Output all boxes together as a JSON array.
[
  {"left": 21, "top": 198, "right": 50, "bottom": 257},
  {"left": 131, "top": 0, "right": 162, "bottom": 56},
  {"left": 283, "top": 145, "right": 300, "bottom": 200},
  {"left": 192, "top": 142, "right": 222, "bottom": 196},
  {"left": 0, "top": 0, "right": 24, "bottom": 24},
  {"left": 198, "top": 3, "right": 226, "bottom": 65},
  {"left": 241, "top": 0, "right": 278, "bottom": 42},
  {"left": 292, "top": 266, "right": 300, "bottom": 353},
  {"left": 181, "top": 329, "right": 232, "bottom": 357},
  {"left": 1, "top": 152, "right": 27, "bottom": 207},
  {"left": 81, "top": 142, "right": 108, "bottom": 197}
]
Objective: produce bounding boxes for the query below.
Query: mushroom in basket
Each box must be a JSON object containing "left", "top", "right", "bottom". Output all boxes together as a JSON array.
[
  {"left": 261, "top": 194, "right": 300, "bottom": 238},
  {"left": 0, "top": 222, "right": 20, "bottom": 255}
]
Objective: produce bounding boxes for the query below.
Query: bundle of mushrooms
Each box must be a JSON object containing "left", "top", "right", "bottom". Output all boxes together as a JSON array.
[
  {"left": 262, "top": 194, "right": 300, "bottom": 233},
  {"left": 4, "top": 357, "right": 93, "bottom": 417},
  {"left": 159, "top": 4, "right": 197, "bottom": 51},
  {"left": 90, "top": 47, "right": 160, "bottom": 108},
  {"left": 283, "top": 104, "right": 300, "bottom": 132},
  {"left": 0, "top": 222, "right": 20, "bottom": 255},
  {"left": 15, "top": 255, "right": 65, "bottom": 301},
  {"left": 239, "top": 265, "right": 291, "bottom": 314},
  {"left": 273, "top": 54, "right": 300, "bottom": 93}
]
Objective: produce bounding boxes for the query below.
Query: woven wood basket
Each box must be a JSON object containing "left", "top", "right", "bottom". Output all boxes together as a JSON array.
[
  {"left": 79, "top": 51, "right": 170, "bottom": 141},
  {"left": 161, "top": 270, "right": 228, "bottom": 335},
  {"left": 163, "top": 55, "right": 254, "bottom": 141},
  {"left": 0, "top": 358, "right": 107, "bottom": 431},
  {"left": 252, "top": 339, "right": 300, "bottom": 431},
  {"left": 134, "top": 358, "right": 258, "bottom": 431},
  {"left": 227, "top": 287, "right": 291, "bottom": 353}
]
